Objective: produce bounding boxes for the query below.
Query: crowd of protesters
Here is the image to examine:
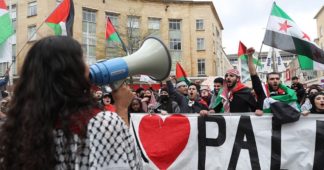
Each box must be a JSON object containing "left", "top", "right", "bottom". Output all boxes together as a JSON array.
[
  {"left": 87, "top": 68, "right": 324, "bottom": 119},
  {"left": 0, "top": 36, "right": 323, "bottom": 170},
  {"left": 81, "top": 47, "right": 324, "bottom": 118}
]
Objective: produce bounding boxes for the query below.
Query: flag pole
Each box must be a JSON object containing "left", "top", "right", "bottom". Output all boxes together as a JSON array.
[
  {"left": 256, "top": 1, "right": 276, "bottom": 72},
  {"left": 8, "top": 0, "right": 12, "bottom": 88},
  {"left": 255, "top": 42, "right": 264, "bottom": 71}
]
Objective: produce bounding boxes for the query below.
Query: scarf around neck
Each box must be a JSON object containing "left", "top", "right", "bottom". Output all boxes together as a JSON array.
[{"left": 220, "top": 81, "right": 247, "bottom": 112}]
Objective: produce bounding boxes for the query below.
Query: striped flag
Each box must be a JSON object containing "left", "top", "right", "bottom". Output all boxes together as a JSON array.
[
  {"left": 45, "top": 0, "right": 74, "bottom": 36},
  {"left": 176, "top": 62, "right": 190, "bottom": 85},
  {"left": 263, "top": 2, "right": 324, "bottom": 65},
  {"left": 106, "top": 17, "right": 127, "bottom": 53},
  {"left": 0, "top": 0, "right": 14, "bottom": 45}
]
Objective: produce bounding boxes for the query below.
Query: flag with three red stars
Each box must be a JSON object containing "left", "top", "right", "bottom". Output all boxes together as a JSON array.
[{"left": 263, "top": 2, "right": 324, "bottom": 69}]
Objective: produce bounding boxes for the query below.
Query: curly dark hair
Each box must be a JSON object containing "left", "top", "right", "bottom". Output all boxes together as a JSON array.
[
  {"left": 310, "top": 91, "right": 324, "bottom": 113},
  {"left": 0, "top": 36, "right": 95, "bottom": 170}
]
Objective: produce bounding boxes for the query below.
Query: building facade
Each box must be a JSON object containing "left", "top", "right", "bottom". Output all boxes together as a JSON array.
[{"left": 3, "top": 0, "right": 229, "bottom": 84}]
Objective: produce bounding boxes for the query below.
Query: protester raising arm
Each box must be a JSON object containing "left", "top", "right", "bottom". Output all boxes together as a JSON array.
[{"left": 247, "top": 47, "right": 266, "bottom": 116}]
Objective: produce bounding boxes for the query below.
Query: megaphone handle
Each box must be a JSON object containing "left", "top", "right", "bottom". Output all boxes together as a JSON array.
[{"left": 110, "top": 80, "right": 126, "bottom": 91}]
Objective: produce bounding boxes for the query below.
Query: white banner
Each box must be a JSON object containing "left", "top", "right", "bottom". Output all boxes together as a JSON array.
[
  {"left": 140, "top": 75, "right": 157, "bottom": 84},
  {"left": 131, "top": 114, "right": 324, "bottom": 170},
  {"left": 275, "top": 48, "right": 286, "bottom": 72}
]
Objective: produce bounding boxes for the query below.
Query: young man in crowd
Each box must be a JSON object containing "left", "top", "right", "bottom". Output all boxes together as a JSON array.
[
  {"left": 211, "top": 69, "right": 260, "bottom": 113},
  {"left": 246, "top": 47, "right": 300, "bottom": 115},
  {"left": 166, "top": 78, "right": 208, "bottom": 115},
  {"left": 209, "top": 77, "right": 224, "bottom": 109},
  {"left": 291, "top": 76, "right": 306, "bottom": 104}
]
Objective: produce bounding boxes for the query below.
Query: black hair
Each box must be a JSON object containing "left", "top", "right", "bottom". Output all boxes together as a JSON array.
[
  {"left": 214, "top": 77, "right": 224, "bottom": 84},
  {"left": 0, "top": 36, "right": 95, "bottom": 170},
  {"left": 310, "top": 91, "right": 324, "bottom": 113},
  {"left": 266, "top": 72, "right": 281, "bottom": 80}
]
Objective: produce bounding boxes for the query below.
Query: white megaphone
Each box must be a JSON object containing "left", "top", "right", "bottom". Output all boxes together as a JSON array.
[{"left": 89, "top": 37, "right": 172, "bottom": 88}]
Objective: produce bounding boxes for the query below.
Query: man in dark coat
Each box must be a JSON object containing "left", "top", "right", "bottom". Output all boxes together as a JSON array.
[{"left": 212, "top": 69, "right": 259, "bottom": 113}]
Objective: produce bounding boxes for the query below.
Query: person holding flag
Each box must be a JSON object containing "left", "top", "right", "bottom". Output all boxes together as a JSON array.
[{"left": 247, "top": 47, "right": 300, "bottom": 118}]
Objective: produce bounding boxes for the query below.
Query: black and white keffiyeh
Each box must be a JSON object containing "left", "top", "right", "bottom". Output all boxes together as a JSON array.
[{"left": 54, "top": 111, "right": 142, "bottom": 170}]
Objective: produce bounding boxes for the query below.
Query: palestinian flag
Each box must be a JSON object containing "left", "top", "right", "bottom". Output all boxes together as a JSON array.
[
  {"left": 0, "top": 0, "right": 14, "bottom": 45},
  {"left": 238, "top": 41, "right": 261, "bottom": 66},
  {"left": 297, "top": 55, "right": 324, "bottom": 70},
  {"left": 263, "top": 2, "right": 324, "bottom": 64},
  {"left": 45, "top": 0, "right": 74, "bottom": 36},
  {"left": 106, "top": 17, "right": 127, "bottom": 52},
  {"left": 176, "top": 62, "right": 190, "bottom": 85}
]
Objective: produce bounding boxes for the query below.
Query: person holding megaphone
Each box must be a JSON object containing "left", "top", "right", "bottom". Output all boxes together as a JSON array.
[{"left": 0, "top": 36, "right": 143, "bottom": 170}]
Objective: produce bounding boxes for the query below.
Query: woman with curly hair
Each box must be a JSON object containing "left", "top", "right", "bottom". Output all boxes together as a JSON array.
[
  {"left": 301, "top": 84, "right": 322, "bottom": 113},
  {"left": 309, "top": 92, "right": 324, "bottom": 114},
  {"left": 0, "top": 36, "right": 142, "bottom": 170}
]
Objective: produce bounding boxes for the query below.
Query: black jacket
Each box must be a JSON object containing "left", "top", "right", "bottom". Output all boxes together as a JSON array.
[{"left": 214, "top": 87, "right": 259, "bottom": 113}]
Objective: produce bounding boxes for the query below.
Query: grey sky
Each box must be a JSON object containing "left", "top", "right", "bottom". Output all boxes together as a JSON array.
[{"left": 211, "top": 0, "right": 323, "bottom": 54}]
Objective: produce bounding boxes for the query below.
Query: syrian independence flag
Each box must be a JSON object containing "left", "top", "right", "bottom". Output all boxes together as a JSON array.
[
  {"left": 262, "top": 83, "right": 300, "bottom": 123},
  {"left": 0, "top": 0, "right": 14, "bottom": 45},
  {"left": 45, "top": 0, "right": 74, "bottom": 36},
  {"left": 263, "top": 2, "right": 324, "bottom": 65},
  {"left": 176, "top": 62, "right": 190, "bottom": 85},
  {"left": 106, "top": 17, "right": 127, "bottom": 52},
  {"left": 298, "top": 55, "right": 324, "bottom": 70},
  {"left": 238, "top": 41, "right": 261, "bottom": 66}
]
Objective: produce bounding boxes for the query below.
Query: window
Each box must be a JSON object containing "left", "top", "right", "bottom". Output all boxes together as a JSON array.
[
  {"left": 27, "top": 25, "right": 37, "bottom": 41},
  {"left": 56, "top": 0, "right": 62, "bottom": 6},
  {"left": 169, "top": 19, "right": 182, "bottom": 71},
  {"left": 197, "top": 38, "right": 205, "bottom": 50},
  {"left": 148, "top": 18, "right": 160, "bottom": 30},
  {"left": 169, "top": 19, "right": 181, "bottom": 51},
  {"left": 169, "top": 19, "right": 181, "bottom": 30},
  {"left": 7, "top": 4, "right": 16, "bottom": 32},
  {"left": 127, "top": 16, "right": 140, "bottom": 52},
  {"left": 229, "top": 58, "right": 238, "bottom": 62},
  {"left": 106, "top": 13, "right": 122, "bottom": 58},
  {"left": 197, "top": 59, "right": 206, "bottom": 76},
  {"left": 196, "top": 19, "right": 204, "bottom": 30},
  {"left": 0, "top": 63, "right": 8, "bottom": 77},
  {"left": 82, "top": 9, "right": 96, "bottom": 64},
  {"left": 27, "top": 1, "right": 37, "bottom": 17},
  {"left": 127, "top": 16, "right": 140, "bottom": 28},
  {"left": 170, "top": 38, "right": 181, "bottom": 50},
  {"left": 107, "top": 13, "right": 119, "bottom": 28},
  {"left": 148, "top": 18, "right": 160, "bottom": 36},
  {"left": 10, "top": 44, "right": 17, "bottom": 75},
  {"left": 320, "top": 26, "right": 323, "bottom": 37}
]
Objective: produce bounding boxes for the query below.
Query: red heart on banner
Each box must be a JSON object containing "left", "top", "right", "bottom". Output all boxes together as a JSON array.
[{"left": 139, "top": 114, "right": 190, "bottom": 170}]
